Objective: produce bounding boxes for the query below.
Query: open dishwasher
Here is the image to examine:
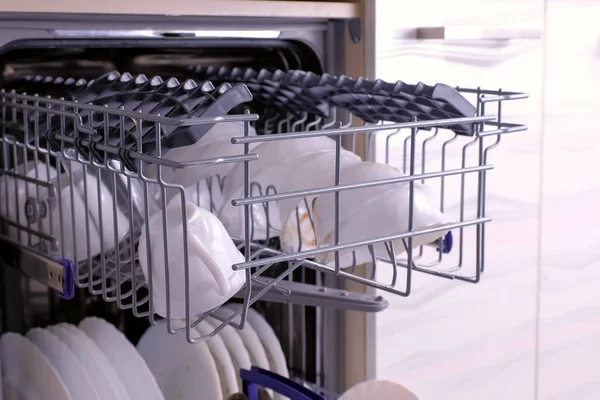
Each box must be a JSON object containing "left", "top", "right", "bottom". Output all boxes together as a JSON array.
[{"left": 0, "top": 5, "right": 528, "bottom": 400}]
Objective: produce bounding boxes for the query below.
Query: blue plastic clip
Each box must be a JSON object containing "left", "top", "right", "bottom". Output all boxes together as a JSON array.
[
  {"left": 437, "top": 231, "right": 453, "bottom": 254},
  {"left": 241, "top": 366, "right": 325, "bottom": 400},
  {"left": 59, "top": 258, "right": 75, "bottom": 300}
]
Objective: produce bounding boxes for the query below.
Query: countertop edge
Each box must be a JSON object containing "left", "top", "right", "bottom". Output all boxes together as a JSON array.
[{"left": 0, "top": 0, "right": 359, "bottom": 19}]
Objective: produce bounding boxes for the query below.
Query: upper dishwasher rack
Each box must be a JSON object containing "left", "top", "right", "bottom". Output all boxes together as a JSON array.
[
  {"left": 187, "top": 66, "right": 478, "bottom": 135},
  {"left": 0, "top": 70, "right": 528, "bottom": 343}
]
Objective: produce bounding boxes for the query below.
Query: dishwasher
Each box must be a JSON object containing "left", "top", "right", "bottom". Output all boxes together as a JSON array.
[{"left": 0, "top": 5, "right": 528, "bottom": 400}]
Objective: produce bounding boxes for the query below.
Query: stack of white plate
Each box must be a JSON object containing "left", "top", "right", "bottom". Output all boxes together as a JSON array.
[
  {"left": 0, "top": 307, "right": 290, "bottom": 400},
  {"left": 0, "top": 319, "right": 163, "bottom": 400},
  {"left": 137, "top": 305, "right": 290, "bottom": 400}
]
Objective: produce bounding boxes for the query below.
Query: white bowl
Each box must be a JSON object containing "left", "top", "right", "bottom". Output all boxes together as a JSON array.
[
  {"left": 0, "top": 160, "right": 57, "bottom": 246},
  {"left": 277, "top": 150, "right": 362, "bottom": 253},
  {"left": 163, "top": 177, "right": 225, "bottom": 215},
  {"left": 138, "top": 198, "right": 245, "bottom": 319},
  {"left": 42, "top": 168, "right": 129, "bottom": 262},
  {"left": 0, "top": 161, "right": 128, "bottom": 261},
  {"left": 339, "top": 380, "right": 420, "bottom": 400},
  {"left": 312, "top": 161, "right": 410, "bottom": 245},
  {"left": 145, "top": 121, "right": 258, "bottom": 189},
  {"left": 219, "top": 135, "right": 338, "bottom": 241},
  {"left": 314, "top": 183, "right": 451, "bottom": 269}
]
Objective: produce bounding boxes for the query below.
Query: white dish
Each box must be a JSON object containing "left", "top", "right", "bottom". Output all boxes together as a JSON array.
[
  {"left": 147, "top": 121, "right": 259, "bottom": 189},
  {"left": 2, "top": 380, "right": 29, "bottom": 400},
  {"left": 0, "top": 332, "right": 72, "bottom": 400},
  {"left": 138, "top": 199, "right": 245, "bottom": 319},
  {"left": 277, "top": 150, "right": 362, "bottom": 253},
  {"left": 314, "top": 184, "right": 450, "bottom": 269},
  {"left": 47, "top": 323, "right": 131, "bottom": 400},
  {"left": 78, "top": 317, "right": 164, "bottom": 400},
  {"left": 195, "top": 320, "right": 239, "bottom": 398},
  {"left": 205, "top": 317, "right": 252, "bottom": 391},
  {"left": 339, "top": 380, "right": 420, "bottom": 400},
  {"left": 219, "top": 136, "right": 338, "bottom": 241},
  {"left": 246, "top": 308, "right": 289, "bottom": 400},
  {"left": 246, "top": 308, "right": 288, "bottom": 378},
  {"left": 218, "top": 305, "right": 270, "bottom": 369},
  {"left": 39, "top": 165, "right": 129, "bottom": 262},
  {"left": 312, "top": 162, "right": 410, "bottom": 246},
  {"left": 136, "top": 324, "right": 222, "bottom": 400},
  {"left": 218, "top": 305, "right": 273, "bottom": 399},
  {"left": 26, "top": 328, "right": 101, "bottom": 400},
  {"left": 0, "top": 161, "right": 57, "bottom": 247},
  {"left": 180, "top": 177, "right": 226, "bottom": 213}
]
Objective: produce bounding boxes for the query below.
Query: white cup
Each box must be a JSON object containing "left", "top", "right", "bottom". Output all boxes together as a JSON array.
[
  {"left": 314, "top": 184, "right": 451, "bottom": 268},
  {"left": 41, "top": 167, "right": 130, "bottom": 262},
  {"left": 312, "top": 162, "right": 411, "bottom": 246},
  {"left": 277, "top": 150, "right": 362, "bottom": 253},
  {"left": 138, "top": 198, "right": 245, "bottom": 319},
  {"left": 0, "top": 161, "right": 128, "bottom": 261},
  {"left": 0, "top": 160, "right": 57, "bottom": 246},
  {"left": 145, "top": 121, "right": 259, "bottom": 190},
  {"left": 219, "top": 136, "right": 339, "bottom": 241}
]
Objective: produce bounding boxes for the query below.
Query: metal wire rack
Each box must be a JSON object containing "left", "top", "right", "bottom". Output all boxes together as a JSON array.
[{"left": 0, "top": 85, "right": 527, "bottom": 344}]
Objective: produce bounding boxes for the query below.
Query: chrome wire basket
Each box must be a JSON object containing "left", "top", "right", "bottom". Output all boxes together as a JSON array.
[{"left": 0, "top": 83, "right": 527, "bottom": 343}]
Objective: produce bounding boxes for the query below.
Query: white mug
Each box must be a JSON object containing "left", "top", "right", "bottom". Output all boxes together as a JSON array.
[
  {"left": 314, "top": 184, "right": 451, "bottom": 269},
  {"left": 138, "top": 198, "right": 245, "bottom": 319}
]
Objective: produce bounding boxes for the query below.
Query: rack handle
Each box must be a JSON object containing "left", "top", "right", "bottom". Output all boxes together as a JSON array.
[
  {"left": 416, "top": 26, "right": 542, "bottom": 40},
  {"left": 241, "top": 367, "right": 325, "bottom": 400}
]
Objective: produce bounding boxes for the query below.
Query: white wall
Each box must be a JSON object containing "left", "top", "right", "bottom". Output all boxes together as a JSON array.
[{"left": 373, "top": 0, "right": 600, "bottom": 398}]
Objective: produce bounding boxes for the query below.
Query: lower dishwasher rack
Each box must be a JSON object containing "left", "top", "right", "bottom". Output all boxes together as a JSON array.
[{"left": 0, "top": 83, "right": 528, "bottom": 346}]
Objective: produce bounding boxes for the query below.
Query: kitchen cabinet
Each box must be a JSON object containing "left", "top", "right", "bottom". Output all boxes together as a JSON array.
[
  {"left": 371, "top": 0, "right": 600, "bottom": 399},
  {"left": 371, "top": 0, "right": 544, "bottom": 399},
  {"left": 538, "top": 1, "right": 600, "bottom": 398}
]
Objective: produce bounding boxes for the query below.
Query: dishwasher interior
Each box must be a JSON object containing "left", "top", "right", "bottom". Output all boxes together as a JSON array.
[{"left": 0, "top": 14, "right": 529, "bottom": 400}]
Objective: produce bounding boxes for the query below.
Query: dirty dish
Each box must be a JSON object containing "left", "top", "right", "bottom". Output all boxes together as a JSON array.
[{"left": 219, "top": 136, "right": 338, "bottom": 241}]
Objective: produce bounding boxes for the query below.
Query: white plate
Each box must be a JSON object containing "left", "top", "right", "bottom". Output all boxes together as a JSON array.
[
  {"left": 78, "top": 317, "right": 164, "bottom": 400},
  {"left": 205, "top": 317, "right": 252, "bottom": 391},
  {"left": 218, "top": 305, "right": 273, "bottom": 398},
  {"left": 219, "top": 305, "right": 270, "bottom": 370},
  {"left": 47, "top": 324, "right": 131, "bottom": 400},
  {"left": 246, "top": 308, "right": 288, "bottom": 378},
  {"left": 339, "top": 380, "right": 420, "bottom": 400},
  {"left": 195, "top": 320, "right": 239, "bottom": 398},
  {"left": 136, "top": 324, "right": 222, "bottom": 400},
  {"left": 26, "top": 328, "right": 101, "bottom": 400},
  {"left": 246, "top": 308, "right": 289, "bottom": 400},
  {"left": 0, "top": 332, "right": 72, "bottom": 400}
]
